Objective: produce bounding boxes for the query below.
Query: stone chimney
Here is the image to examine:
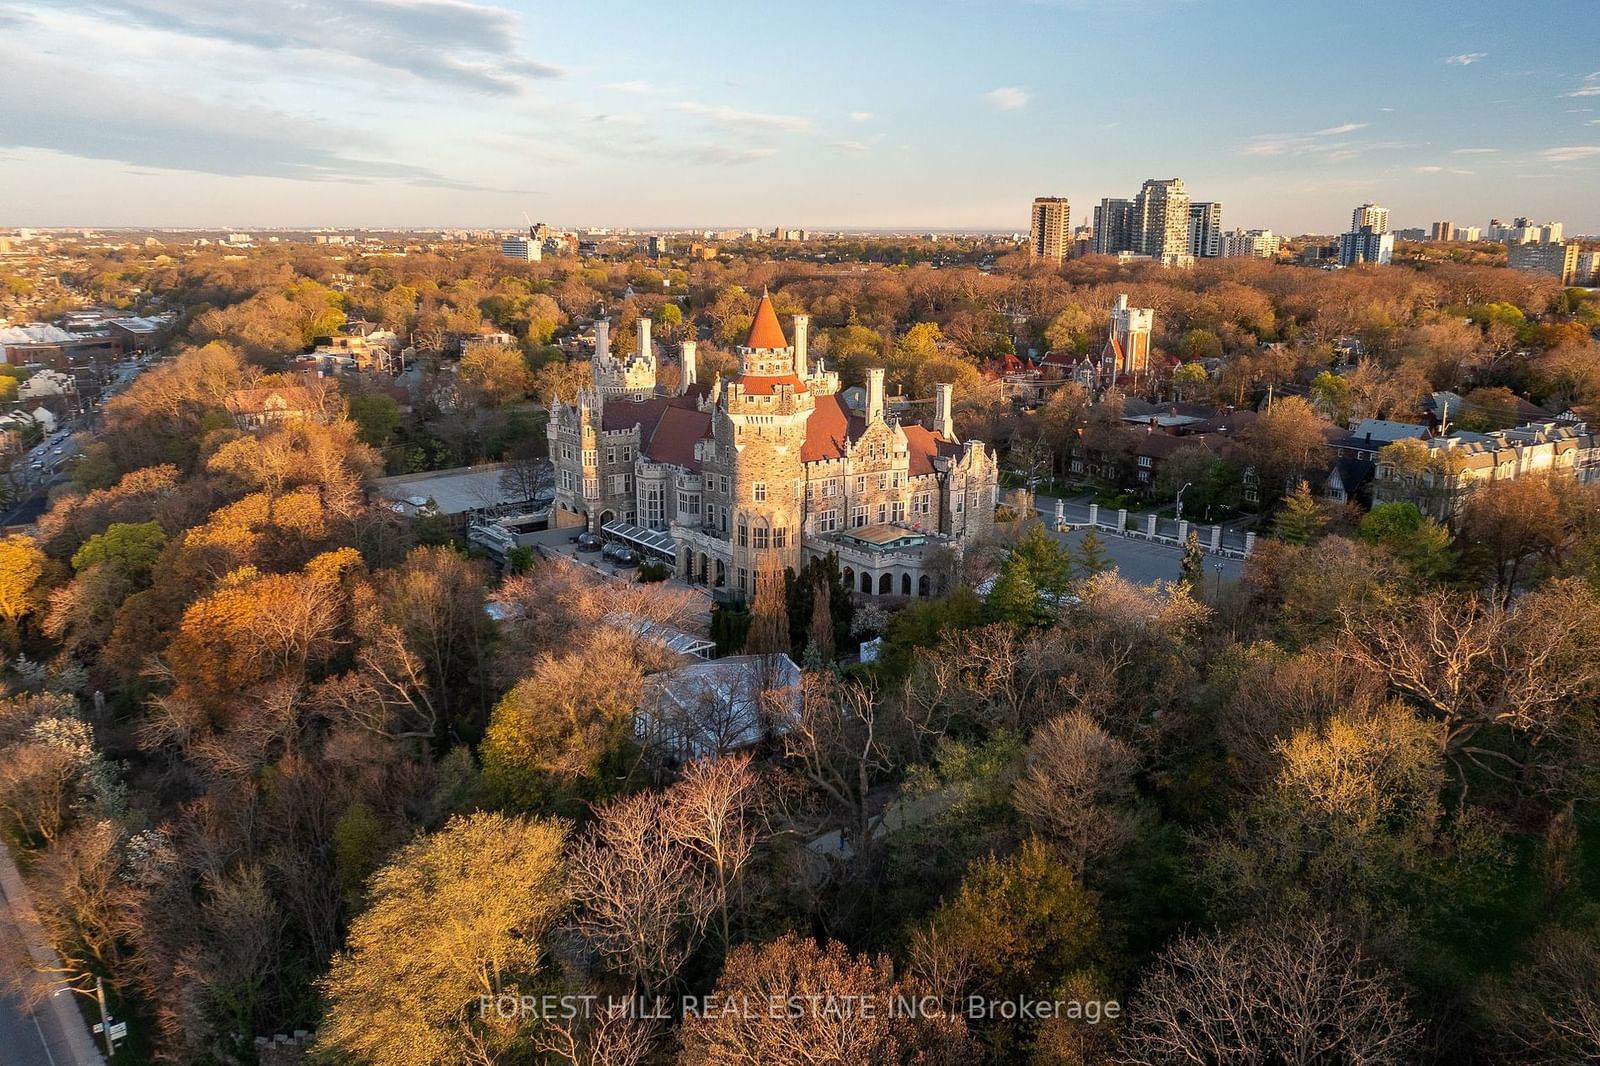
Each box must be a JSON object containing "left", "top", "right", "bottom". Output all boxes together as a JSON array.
[
  {"left": 681, "top": 340, "right": 697, "bottom": 393},
  {"left": 793, "top": 313, "right": 809, "bottom": 377},
  {"left": 934, "top": 382, "right": 954, "bottom": 439},
  {"left": 637, "top": 317, "right": 652, "bottom": 364},
  {"left": 866, "top": 367, "right": 885, "bottom": 424},
  {"left": 594, "top": 319, "right": 610, "bottom": 362}
]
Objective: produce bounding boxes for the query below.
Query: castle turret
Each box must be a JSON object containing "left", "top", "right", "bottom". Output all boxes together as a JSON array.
[{"left": 717, "top": 291, "right": 813, "bottom": 595}]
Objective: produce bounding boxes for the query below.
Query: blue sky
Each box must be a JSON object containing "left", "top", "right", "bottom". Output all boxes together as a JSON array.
[{"left": 1, "top": 0, "right": 1596, "bottom": 232}]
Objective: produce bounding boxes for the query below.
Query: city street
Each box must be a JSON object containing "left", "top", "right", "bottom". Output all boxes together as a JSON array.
[{"left": 0, "top": 846, "right": 103, "bottom": 1066}]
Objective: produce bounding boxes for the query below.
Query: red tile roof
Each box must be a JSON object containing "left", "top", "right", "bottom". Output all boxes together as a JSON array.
[
  {"left": 745, "top": 293, "right": 788, "bottom": 349},
  {"left": 801, "top": 394, "right": 863, "bottom": 462},
  {"left": 733, "top": 374, "right": 808, "bottom": 395},
  {"left": 901, "top": 423, "right": 963, "bottom": 476},
  {"left": 646, "top": 403, "right": 713, "bottom": 470}
]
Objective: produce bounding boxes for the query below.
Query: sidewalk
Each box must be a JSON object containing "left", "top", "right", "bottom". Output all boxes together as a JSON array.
[{"left": 0, "top": 843, "right": 107, "bottom": 1065}]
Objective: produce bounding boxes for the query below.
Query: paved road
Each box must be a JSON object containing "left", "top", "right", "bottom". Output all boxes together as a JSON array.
[
  {"left": 1047, "top": 524, "right": 1242, "bottom": 586},
  {"left": 0, "top": 854, "right": 102, "bottom": 1066}
]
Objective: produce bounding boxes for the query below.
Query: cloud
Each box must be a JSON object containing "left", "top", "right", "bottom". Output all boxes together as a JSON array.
[
  {"left": 604, "top": 80, "right": 661, "bottom": 95},
  {"left": 45, "top": 0, "right": 558, "bottom": 94},
  {"left": 1443, "top": 52, "right": 1487, "bottom": 65},
  {"left": 0, "top": 50, "right": 479, "bottom": 187},
  {"left": 0, "top": 6, "right": 30, "bottom": 27},
  {"left": 828, "top": 140, "right": 872, "bottom": 154},
  {"left": 1567, "top": 87, "right": 1600, "bottom": 98},
  {"left": 682, "top": 144, "right": 777, "bottom": 166},
  {"left": 1414, "top": 165, "right": 1444, "bottom": 172},
  {"left": 1451, "top": 147, "right": 1499, "bottom": 154},
  {"left": 670, "top": 101, "right": 813, "bottom": 133},
  {"left": 1379, "top": 107, "right": 1395, "bottom": 112},
  {"left": 848, "top": 111, "right": 873, "bottom": 122},
  {"left": 1537, "top": 145, "right": 1600, "bottom": 162},
  {"left": 981, "top": 87, "right": 1029, "bottom": 110},
  {"left": 1314, "top": 122, "right": 1367, "bottom": 135}
]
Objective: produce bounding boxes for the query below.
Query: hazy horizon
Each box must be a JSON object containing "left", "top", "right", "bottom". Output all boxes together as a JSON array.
[{"left": 3, "top": 0, "right": 1597, "bottom": 233}]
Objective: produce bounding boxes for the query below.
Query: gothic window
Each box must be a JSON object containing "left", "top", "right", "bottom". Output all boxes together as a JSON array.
[
  {"left": 737, "top": 517, "right": 748, "bottom": 547},
  {"left": 773, "top": 527, "right": 787, "bottom": 549},
  {"left": 753, "top": 526, "right": 769, "bottom": 550}
]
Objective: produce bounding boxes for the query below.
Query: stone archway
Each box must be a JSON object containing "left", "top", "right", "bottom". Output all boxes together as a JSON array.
[
  {"left": 715, "top": 559, "right": 726, "bottom": 587},
  {"left": 901, "top": 572, "right": 912, "bottom": 596},
  {"left": 843, "top": 567, "right": 854, "bottom": 590},
  {"left": 878, "top": 573, "right": 893, "bottom": 596},
  {"left": 918, "top": 574, "right": 931, "bottom": 597},
  {"left": 860, "top": 571, "right": 873, "bottom": 595}
]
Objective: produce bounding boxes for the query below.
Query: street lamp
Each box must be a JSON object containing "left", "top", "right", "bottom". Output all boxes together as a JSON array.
[
  {"left": 1175, "top": 481, "right": 1193, "bottom": 522},
  {"left": 1214, "top": 561, "right": 1225, "bottom": 598}
]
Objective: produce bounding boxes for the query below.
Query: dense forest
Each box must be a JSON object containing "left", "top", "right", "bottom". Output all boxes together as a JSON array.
[{"left": 1, "top": 239, "right": 1598, "bottom": 1064}]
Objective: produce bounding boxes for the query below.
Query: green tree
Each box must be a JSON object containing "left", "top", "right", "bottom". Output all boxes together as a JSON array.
[
  {"left": 1171, "top": 361, "right": 1209, "bottom": 400},
  {"left": 1180, "top": 328, "right": 1223, "bottom": 361},
  {"left": 1310, "top": 370, "right": 1354, "bottom": 423},
  {"left": 1074, "top": 529, "right": 1110, "bottom": 580},
  {"left": 985, "top": 553, "right": 1042, "bottom": 626},
  {"left": 1181, "top": 530, "right": 1204, "bottom": 587},
  {"left": 1044, "top": 304, "right": 1093, "bottom": 354},
  {"left": 347, "top": 391, "right": 401, "bottom": 448},
  {"left": 70, "top": 521, "right": 167, "bottom": 581},
  {"left": 1273, "top": 481, "right": 1327, "bottom": 544},
  {"left": 319, "top": 812, "right": 569, "bottom": 1066},
  {"left": 1009, "top": 523, "right": 1071, "bottom": 602},
  {"left": 1359, "top": 502, "right": 1455, "bottom": 581}
]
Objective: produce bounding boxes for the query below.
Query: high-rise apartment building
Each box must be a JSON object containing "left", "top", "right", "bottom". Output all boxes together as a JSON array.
[
  {"left": 1430, "top": 221, "right": 1454, "bottom": 241},
  {"left": 1455, "top": 225, "right": 1482, "bottom": 242},
  {"left": 501, "top": 235, "right": 540, "bottom": 261},
  {"left": 1219, "top": 228, "right": 1280, "bottom": 259},
  {"left": 1028, "top": 197, "right": 1072, "bottom": 261},
  {"left": 1340, "top": 203, "right": 1394, "bottom": 266},
  {"left": 1579, "top": 250, "right": 1600, "bottom": 286},
  {"left": 1508, "top": 241, "right": 1580, "bottom": 284},
  {"left": 1188, "top": 201, "right": 1223, "bottom": 257},
  {"left": 1135, "top": 178, "right": 1192, "bottom": 264},
  {"left": 1093, "top": 198, "right": 1135, "bottom": 256},
  {"left": 1351, "top": 203, "right": 1390, "bottom": 235}
]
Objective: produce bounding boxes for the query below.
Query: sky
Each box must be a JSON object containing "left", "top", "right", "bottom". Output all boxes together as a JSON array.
[{"left": 1, "top": 0, "right": 1597, "bottom": 233}]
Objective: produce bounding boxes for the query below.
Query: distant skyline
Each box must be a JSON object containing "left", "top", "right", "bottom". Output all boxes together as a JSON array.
[{"left": 2, "top": 0, "right": 1598, "bottom": 233}]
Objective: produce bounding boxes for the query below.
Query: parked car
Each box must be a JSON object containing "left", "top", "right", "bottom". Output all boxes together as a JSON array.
[
  {"left": 576, "top": 533, "right": 604, "bottom": 553},
  {"left": 611, "top": 548, "right": 640, "bottom": 568}
]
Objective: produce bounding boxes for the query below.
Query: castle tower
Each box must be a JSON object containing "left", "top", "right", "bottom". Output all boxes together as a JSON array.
[
  {"left": 1103, "top": 293, "right": 1153, "bottom": 378},
  {"left": 716, "top": 291, "right": 812, "bottom": 595},
  {"left": 591, "top": 316, "right": 658, "bottom": 400}
]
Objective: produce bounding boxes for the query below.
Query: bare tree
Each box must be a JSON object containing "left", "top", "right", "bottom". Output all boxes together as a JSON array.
[
  {"left": 1013, "top": 710, "right": 1140, "bottom": 875},
  {"left": 1121, "top": 918, "right": 1420, "bottom": 1065},
  {"left": 664, "top": 755, "right": 762, "bottom": 950},
  {"left": 567, "top": 789, "right": 714, "bottom": 996},
  {"left": 777, "top": 673, "right": 895, "bottom": 855}
]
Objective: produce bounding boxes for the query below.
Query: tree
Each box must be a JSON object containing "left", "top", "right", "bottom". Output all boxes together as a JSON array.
[
  {"left": 1179, "top": 328, "right": 1223, "bottom": 362},
  {"left": 781, "top": 673, "right": 894, "bottom": 855},
  {"left": 682, "top": 934, "right": 973, "bottom": 1066},
  {"left": 1170, "top": 361, "right": 1209, "bottom": 401},
  {"left": 347, "top": 391, "right": 401, "bottom": 447},
  {"left": 1013, "top": 713, "right": 1139, "bottom": 874},
  {"left": 745, "top": 565, "right": 790, "bottom": 656},
  {"left": 1309, "top": 369, "right": 1354, "bottom": 423},
  {"left": 1180, "top": 530, "right": 1204, "bottom": 587},
  {"left": 1122, "top": 919, "right": 1419, "bottom": 1065},
  {"left": 532, "top": 359, "right": 591, "bottom": 407},
  {"left": 480, "top": 627, "right": 649, "bottom": 811},
  {"left": 0, "top": 534, "right": 48, "bottom": 638},
  {"left": 1457, "top": 475, "right": 1568, "bottom": 602},
  {"left": 1479, "top": 919, "right": 1600, "bottom": 1063},
  {"left": 567, "top": 787, "right": 714, "bottom": 996},
  {"left": 984, "top": 552, "right": 1041, "bottom": 627},
  {"left": 1238, "top": 396, "right": 1330, "bottom": 503},
  {"left": 319, "top": 813, "right": 569, "bottom": 1066},
  {"left": 1044, "top": 304, "right": 1093, "bottom": 354},
  {"left": 1359, "top": 502, "right": 1455, "bottom": 581},
  {"left": 662, "top": 755, "right": 762, "bottom": 951},
  {"left": 1074, "top": 529, "right": 1110, "bottom": 579},
  {"left": 70, "top": 521, "right": 166, "bottom": 582},
  {"left": 459, "top": 342, "right": 533, "bottom": 407},
  {"left": 1272, "top": 481, "right": 1327, "bottom": 544},
  {"left": 908, "top": 838, "right": 1103, "bottom": 1053}
]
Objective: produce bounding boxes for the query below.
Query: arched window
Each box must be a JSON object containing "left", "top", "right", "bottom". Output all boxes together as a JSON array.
[
  {"left": 918, "top": 574, "right": 931, "bottom": 597},
  {"left": 843, "top": 567, "right": 854, "bottom": 588},
  {"left": 737, "top": 516, "right": 748, "bottom": 548},
  {"left": 879, "top": 573, "right": 893, "bottom": 595},
  {"left": 901, "top": 573, "right": 911, "bottom": 596},
  {"left": 861, "top": 572, "right": 873, "bottom": 594}
]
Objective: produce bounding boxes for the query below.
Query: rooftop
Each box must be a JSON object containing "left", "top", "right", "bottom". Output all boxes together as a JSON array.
[{"left": 744, "top": 291, "right": 788, "bottom": 350}]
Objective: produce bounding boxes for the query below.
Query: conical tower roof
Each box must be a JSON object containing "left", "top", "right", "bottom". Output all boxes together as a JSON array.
[{"left": 744, "top": 290, "right": 788, "bottom": 349}]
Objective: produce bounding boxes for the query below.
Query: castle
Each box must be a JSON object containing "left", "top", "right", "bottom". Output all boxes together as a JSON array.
[{"left": 547, "top": 293, "right": 999, "bottom": 601}]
